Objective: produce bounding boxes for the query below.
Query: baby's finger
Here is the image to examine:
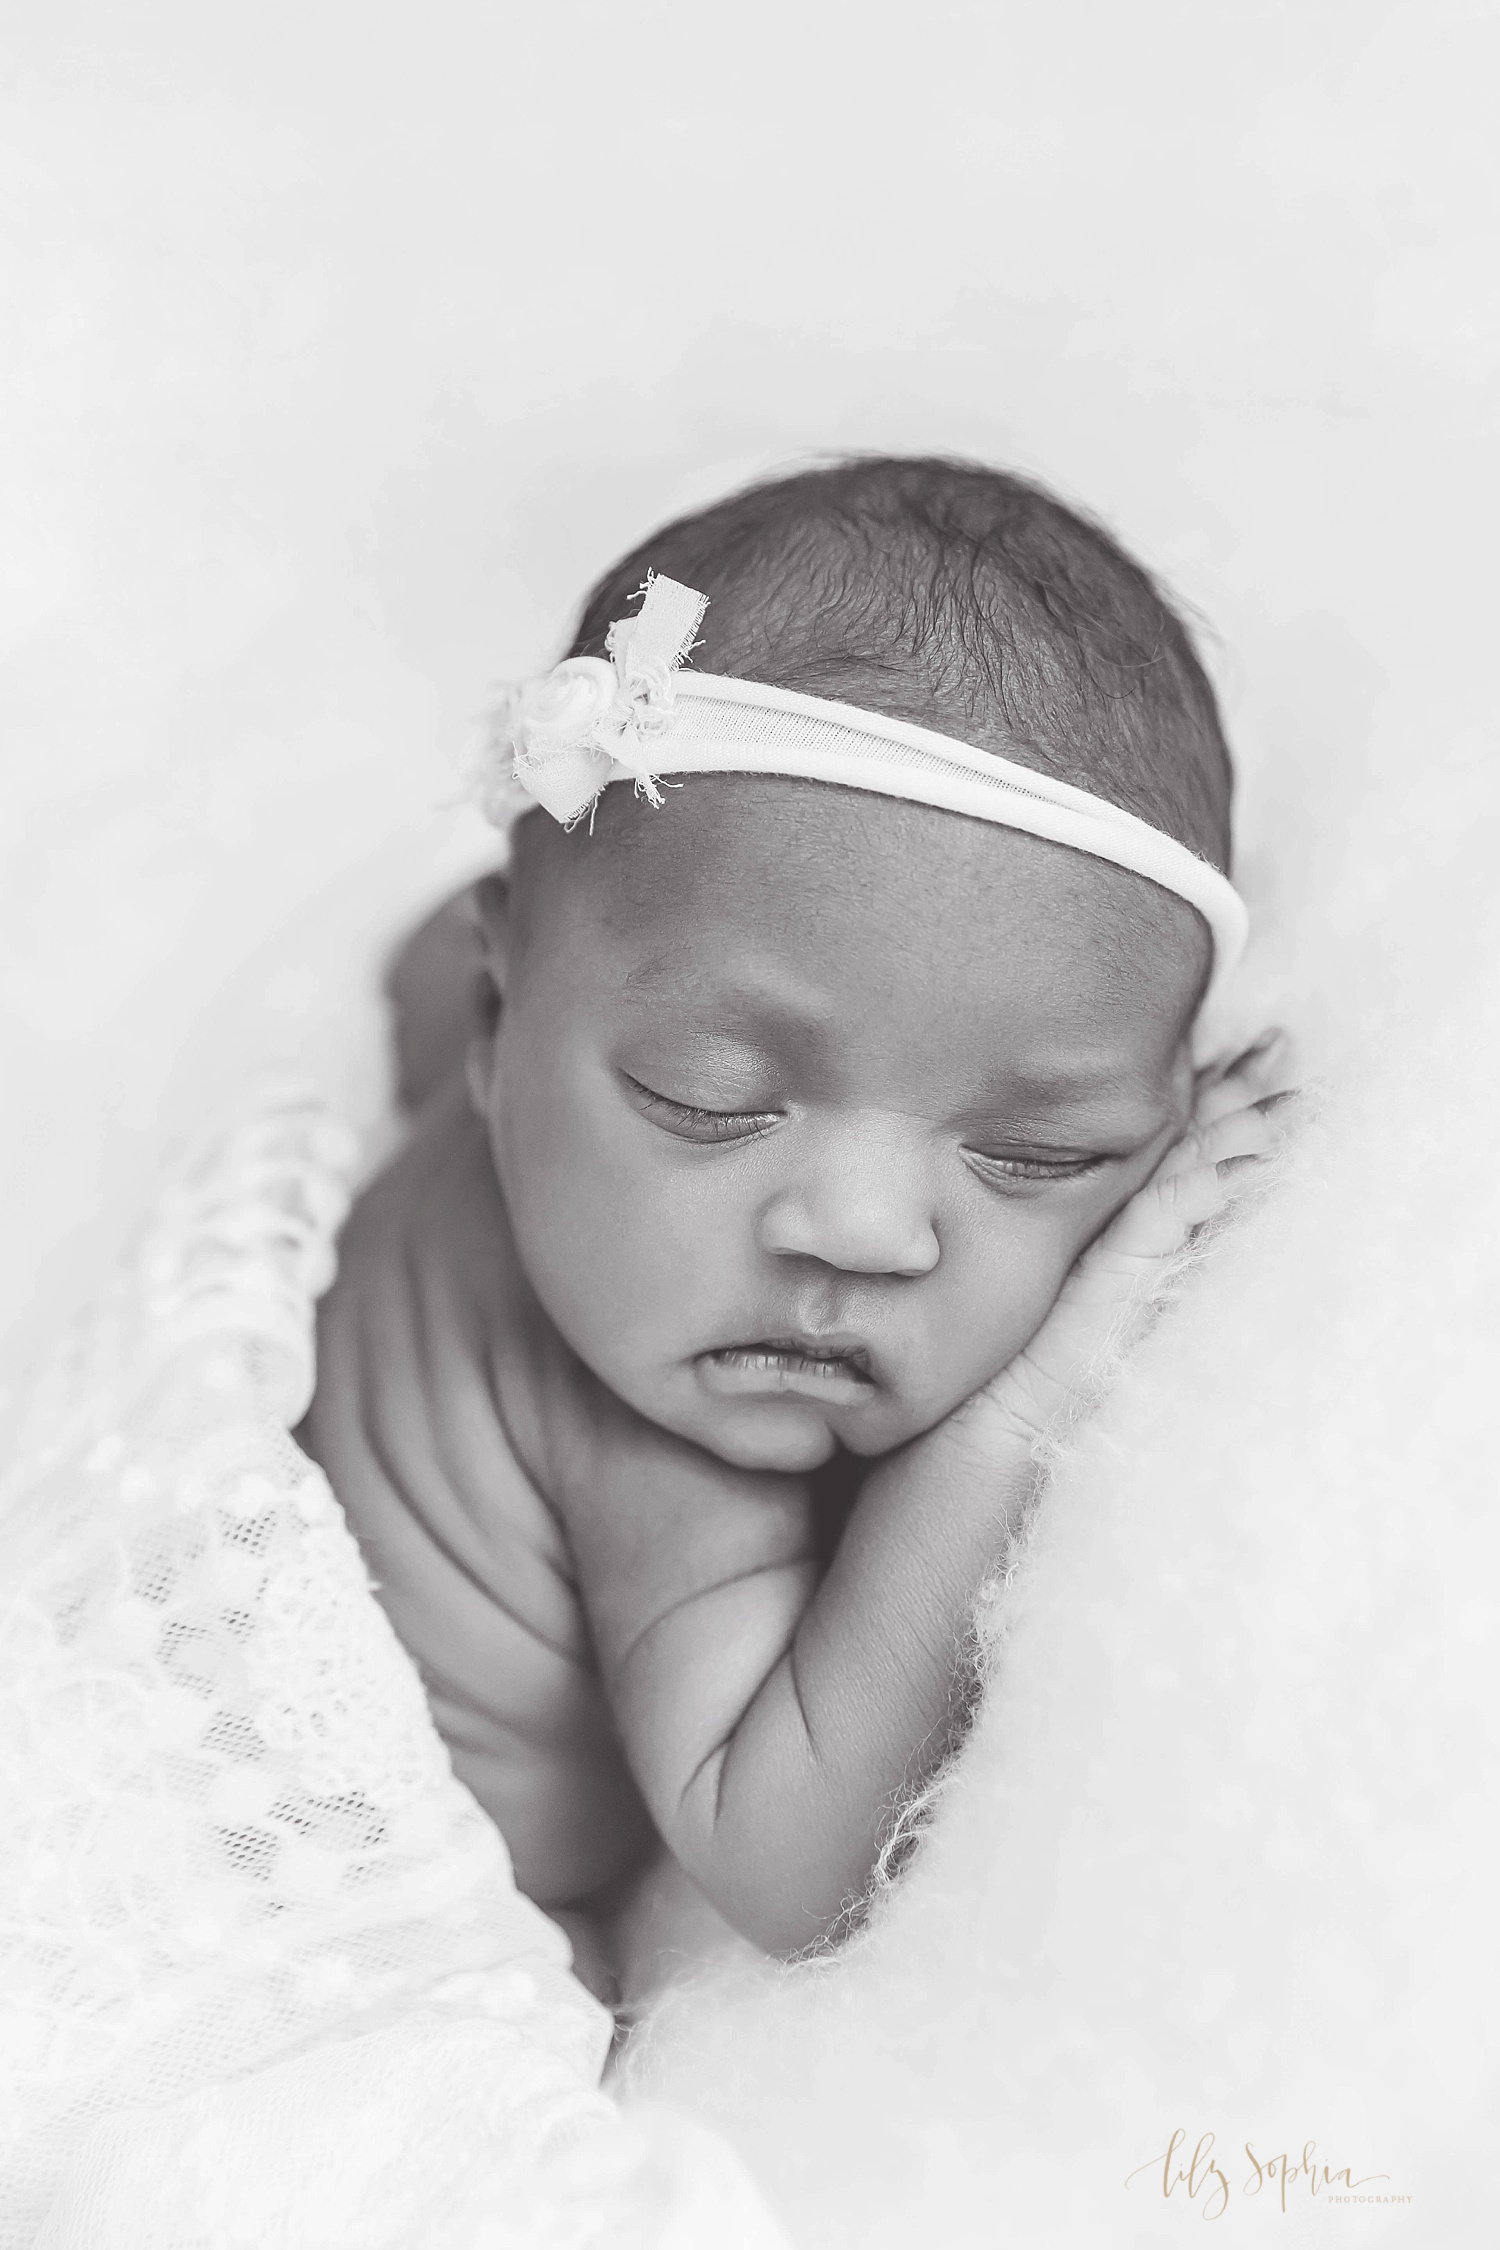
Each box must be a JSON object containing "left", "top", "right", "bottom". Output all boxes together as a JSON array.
[
  {"left": 1155, "top": 1102, "right": 1280, "bottom": 1183},
  {"left": 1074, "top": 1159, "right": 1230, "bottom": 1286},
  {"left": 1194, "top": 1029, "right": 1294, "bottom": 1124},
  {"left": 1193, "top": 1026, "right": 1281, "bottom": 1093}
]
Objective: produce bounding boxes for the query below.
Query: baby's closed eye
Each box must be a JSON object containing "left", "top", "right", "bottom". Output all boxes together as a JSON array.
[
  {"left": 622, "top": 1072, "right": 782, "bottom": 1144},
  {"left": 962, "top": 1145, "right": 1107, "bottom": 1186}
]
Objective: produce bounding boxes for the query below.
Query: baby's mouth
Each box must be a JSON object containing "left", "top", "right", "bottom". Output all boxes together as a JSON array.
[{"left": 698, "top": 1336, "right": 876, "bottom": 1405}]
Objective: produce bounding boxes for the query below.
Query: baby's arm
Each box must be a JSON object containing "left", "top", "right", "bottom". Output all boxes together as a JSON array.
[{"left": 563, "top": 1041, "right": 1290, "bottom": 1955}]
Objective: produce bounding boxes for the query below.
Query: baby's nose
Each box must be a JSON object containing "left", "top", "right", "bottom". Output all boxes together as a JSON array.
[{"left": 754, "top": 1118, "right": 941, "bottom": 1279}]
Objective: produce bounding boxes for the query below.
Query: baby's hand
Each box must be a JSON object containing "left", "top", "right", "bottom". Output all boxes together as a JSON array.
[{"left": 961, "top": 1031, "right": 1297, "bottom": 1457}]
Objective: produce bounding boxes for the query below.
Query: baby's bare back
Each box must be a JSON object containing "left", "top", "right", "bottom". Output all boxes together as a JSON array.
[{"left": 296, "top": 1083, "right": 658, "bottom": 1907}]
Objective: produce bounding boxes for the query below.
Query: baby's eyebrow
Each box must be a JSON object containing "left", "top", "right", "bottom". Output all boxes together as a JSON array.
[
  {"left": 996, "top": 1067, "right": 1147, "bottom": 1107},
  {"left": 976, "top": 1084, "right": 1187, "bottom": 1152},
  {"left": 623, "top": 955, "right": 821, "bottom": 1007},
  {"left": 963, "top": 1058, "right": 1177, "bottom": 1132},
  {"left": 621, "top": 961, "right": 836, "bottom": 1044}
]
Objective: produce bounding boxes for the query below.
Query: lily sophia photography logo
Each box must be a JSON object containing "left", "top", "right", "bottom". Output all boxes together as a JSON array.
[{"left": 1125, "top": 2128, "right": 1410, "bottom": 2220}]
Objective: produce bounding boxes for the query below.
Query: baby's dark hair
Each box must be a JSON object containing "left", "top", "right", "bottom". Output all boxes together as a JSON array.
[{"left": 569, "top": 455, "right": 1233, "bottom": 871}]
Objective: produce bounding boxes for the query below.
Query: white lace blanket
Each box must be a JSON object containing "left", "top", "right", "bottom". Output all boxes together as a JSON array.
[{"left": 0, "top": 1093, "right": 786, "bottom": 2249}]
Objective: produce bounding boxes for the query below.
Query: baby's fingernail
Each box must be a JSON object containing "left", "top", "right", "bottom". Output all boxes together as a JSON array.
[{"left": 1216, "top": 1153, "right": 1263, "bottom": 1178}]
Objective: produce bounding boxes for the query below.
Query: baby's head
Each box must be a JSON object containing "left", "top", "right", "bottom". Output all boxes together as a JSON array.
[{"left": 470, "top": 457, "right": 1237, "bottom": 1473}]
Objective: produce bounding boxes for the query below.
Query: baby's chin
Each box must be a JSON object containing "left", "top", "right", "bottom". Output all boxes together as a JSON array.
[
  {"left": 689, "top": 1400, "right": 843, "bottom": 1474},
  {"left": 665, "top": 1392, "right": 941, "bottom": 1475}
]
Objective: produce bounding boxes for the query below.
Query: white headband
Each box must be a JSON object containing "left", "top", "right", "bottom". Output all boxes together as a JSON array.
[{"left": 480, "top": 573, "right": 1248, "bottom": 1056}]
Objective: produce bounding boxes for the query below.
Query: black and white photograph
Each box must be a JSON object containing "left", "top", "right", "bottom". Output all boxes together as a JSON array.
[{"left": 1, "top": 3, "right": 1493, "bottom": 2241}]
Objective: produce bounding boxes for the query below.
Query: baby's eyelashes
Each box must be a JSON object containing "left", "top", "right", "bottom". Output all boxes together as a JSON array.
[
  {"left": 962, "top": 1147, "right": 1105, "bottom": 1187},
  {"left": 623, "top": 1074, "right": 783, "bottom": 1144}
]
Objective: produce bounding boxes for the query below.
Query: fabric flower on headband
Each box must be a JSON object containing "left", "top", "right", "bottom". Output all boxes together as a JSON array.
[{"left": 482, "top": 573, "right": 709, "bottom": 827}]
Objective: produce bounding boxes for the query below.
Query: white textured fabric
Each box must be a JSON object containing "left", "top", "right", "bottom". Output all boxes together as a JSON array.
[
  {"left": 481, "top": 576, "right": 1248, "bottom": 1059},
  {"left": 0, "top": 1091, "right": 787, "bottom": 2250}
]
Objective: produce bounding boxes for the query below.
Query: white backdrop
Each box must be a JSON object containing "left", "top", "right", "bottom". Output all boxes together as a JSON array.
[
  {"left": 2, "top": 5, "right": 1497, "bottom": 2240},
  {"left": 4, "top": 0, "right": 1494, "bottom": 1365}
]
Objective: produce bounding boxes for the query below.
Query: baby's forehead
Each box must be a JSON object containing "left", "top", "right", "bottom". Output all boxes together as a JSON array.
[
  {"left": 571, "top": 775, "right": 1182, "bottom": 937},
  {"left": 518, "top": 774, "right": 1210, "bottom": 1056}
]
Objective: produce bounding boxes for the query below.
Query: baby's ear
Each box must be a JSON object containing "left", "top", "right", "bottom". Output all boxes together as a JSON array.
[
  {"left": 471, "top": 872, "right": 512, "bottom": 992},
  {"left": 383, "top": 887, "right": 492, "bottom": 1115},
  {"left": 465, "top": 873, "right": 512, "bottom": 1118}
]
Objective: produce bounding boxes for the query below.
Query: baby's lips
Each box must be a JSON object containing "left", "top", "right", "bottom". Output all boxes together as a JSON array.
[{"left": 697, "top": 1344, "right": 878, "bottom": 1408}]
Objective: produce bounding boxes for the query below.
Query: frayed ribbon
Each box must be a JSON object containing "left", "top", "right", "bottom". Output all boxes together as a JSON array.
[{"left": 483, "top": 573, "right": 708, "bottom": 827}]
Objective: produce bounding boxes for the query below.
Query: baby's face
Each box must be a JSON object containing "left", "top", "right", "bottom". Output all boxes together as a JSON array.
[{"left": 476, "top": 779, "right": 1206, "bottom": 1474}]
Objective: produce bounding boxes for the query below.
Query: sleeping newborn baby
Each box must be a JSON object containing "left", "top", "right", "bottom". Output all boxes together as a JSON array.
[{"left": 297, "top": 456, "right": 1286, "bottom": 1983}]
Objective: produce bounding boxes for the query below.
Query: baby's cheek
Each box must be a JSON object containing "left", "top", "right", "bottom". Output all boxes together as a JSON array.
[
  {"left": 489, "top": 1055, "right": 717, "bottom": 1377},
  {"left": 939, "top": 1201, "right": 1103, "bottom": 1385}
]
